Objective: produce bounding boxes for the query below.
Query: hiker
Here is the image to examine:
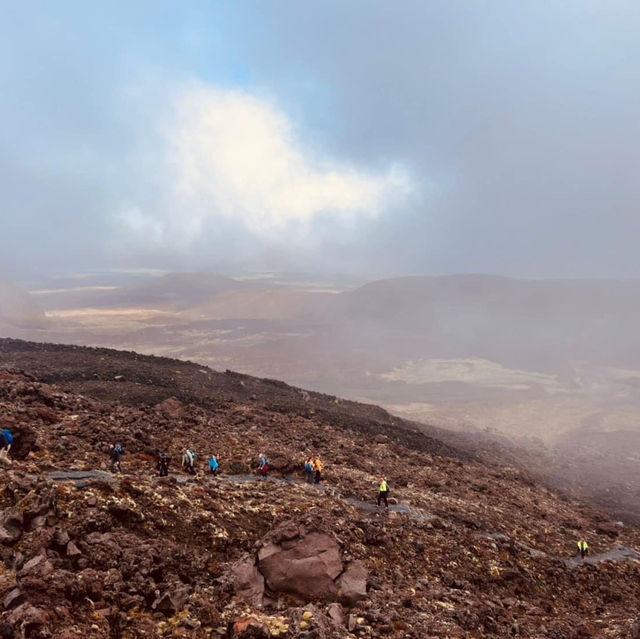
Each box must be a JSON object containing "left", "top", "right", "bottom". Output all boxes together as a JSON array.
[
  {"left": 313, "top": 457, "right": 323, "bottom": 484},
  {"left": 377, "top": 477, "right": 390, "bottom": 508},
  {"left": 182, "top": 449, "right": 197, "bottom": 476},
  {"left": 0, "top": 428, "right": 14, "bottom": 462},
  {"left": 578, "top": 539, "right": 589, "bottom": 560},
  {"left": 209, "top": 454, "right": 220, "bottom": 476},
  {"left": 157, "top": 452, "right": 170, "bottom": 477},
  {"left": 109, "top": 444, "right": 124, "bottom": 473},
  {"left": 258, "top": 453, "right": 269, "bottom": 478},
  {"left": 304, "top": 457, "right": 314, "bottom": 483}
]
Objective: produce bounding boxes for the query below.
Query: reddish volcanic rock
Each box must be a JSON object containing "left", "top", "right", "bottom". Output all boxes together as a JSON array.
[
  {"left": 0, "top": 340, "right": 637, "bottom": 637},
  {"left": 258, "top": 532, "right": 342, "bottom": 601},
  {"left": 233, "top": 558, "right": 265, "bottom": 608},
  {"left": 337, "top": 560, "right": 368, "bottom": 605}
]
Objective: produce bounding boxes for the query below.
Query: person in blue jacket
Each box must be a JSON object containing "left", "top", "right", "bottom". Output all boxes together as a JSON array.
[
  {"left": 304, "top": 457, "right": 314, "bottom": 483},
  {"left": 209, "top": 454, "right": 220, "bottom": 476},
  {"left": 0, "top": 428, "right": 14, "bottom": 464}
]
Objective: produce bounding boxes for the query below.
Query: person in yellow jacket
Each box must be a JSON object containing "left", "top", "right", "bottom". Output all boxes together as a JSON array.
[
  {"left": 313, "top": 457, "right": 324, "bottom": 484},
  {"left": 577, "top": 539, "right": 588, "bottom": 560},
  {"left": 377, "top": 477, "right": 390, "bottom": 508}
]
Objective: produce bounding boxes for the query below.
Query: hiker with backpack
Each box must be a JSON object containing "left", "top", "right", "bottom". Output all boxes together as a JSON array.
[
  {"left": 313, "top": 457, "right": 324, "bottom": 484},
  {"left": 182, "top": 449, "right": 197, "bottom": 475},
  {"left": 304, "top": 457, "right": 314, "bottom": 483},
  {"left": 109, "top": 444, "right": 124, "bottom": 473},
  {"left": 377, "top": 477, "right": 390, "bottom": 509},
  {"left": 577, "top": 539, "right": 589, "bottom": 560},
  {"left": 258, "top": 453, "right": 269, "bottom": 478},
  {"left": 0, "top": 428, "right": 14, "bottom": 464},
  {"left": 209, "top": 454, "right": 220, "bottom": 476},
  {"left": 157, "top": 452, "right": 170, "bottom": 477}
]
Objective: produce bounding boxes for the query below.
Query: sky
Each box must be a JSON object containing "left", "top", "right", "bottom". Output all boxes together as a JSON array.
[{"left": 2, "top": 1, "right": 640, "bottom": 280}]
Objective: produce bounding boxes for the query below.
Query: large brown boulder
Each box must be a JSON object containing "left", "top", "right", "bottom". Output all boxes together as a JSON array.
[
  {"left": 337, "top": 560, "right": 368, "bottom": 604},
  {"left": 233, "top": 557, "right": 265, "bottom": 608},
  {"left": 258, "top": 532, "right": 342, "bottom": 601},
  {"left": 234, "top": 522, "right": 369, "bottom": 606}
]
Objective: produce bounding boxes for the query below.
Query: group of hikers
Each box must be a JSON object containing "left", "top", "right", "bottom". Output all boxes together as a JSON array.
[
  {"left": 111, "top": 446, "right": 222, "bottom": 477},
  {"left": 0, "top": 428, "right": 592, "bottom": 559},
  {"left": 142, "top": 448, "right": 326, "bottom": 484},
  {"left": 110, "top": 446, "right": 332, "bottom": 490},
  {"left": 110, "top": 445, "right": 267, "bottom": 480},
  {"left": 304, "top": 457, "right": 324, "bottom": 484},
  {"left": 146, "top": 445, "right": 383, "bottom": 505}
]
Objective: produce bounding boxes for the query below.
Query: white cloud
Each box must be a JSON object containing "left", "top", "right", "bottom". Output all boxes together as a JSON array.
[{"left": 118, "top": 84, "right": 413, "bottom": 248}]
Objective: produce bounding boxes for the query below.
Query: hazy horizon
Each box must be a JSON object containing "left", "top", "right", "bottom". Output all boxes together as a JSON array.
[{"left": 17, "top": 269, "right": 640, "bottom": 292}]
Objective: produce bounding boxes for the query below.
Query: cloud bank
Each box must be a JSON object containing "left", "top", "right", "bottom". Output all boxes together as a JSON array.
[
  {"left": 118, "top": 85, "right": 412, "bottom": 251},
  {"left": 3, "top": 2, "right": 640, "bottom": 279}
]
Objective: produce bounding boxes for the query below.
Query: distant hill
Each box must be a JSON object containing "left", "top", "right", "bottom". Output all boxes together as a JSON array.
[
  {"left": 186, "top": 288, "right": 339, "bottom": 321},
  {"left": 339, "top": 274, "right": 640, "bottom": 372},
  {"left": 24, "top": 270, "right": 640, "bottom": 388},
  {"left": 32, "top": 272, "right": 251, "bottom": 311},
  {"left": 175, "top": 273, "right": 640, "bottom": 372},
  {"left": 120, "top": 272, "right": 251, "bottom": 309}
]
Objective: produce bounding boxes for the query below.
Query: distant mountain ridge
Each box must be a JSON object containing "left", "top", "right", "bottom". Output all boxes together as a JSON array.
[
  {"left": 24, "top": 270, "right": 640, "bottom": 375},
  {"left": 342, "top": 274, "right": 640, "bottom": 371}
]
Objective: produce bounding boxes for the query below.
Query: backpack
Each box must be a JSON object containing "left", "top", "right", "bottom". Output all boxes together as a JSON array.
[
  {"left": 115, "top": 445, "right": 124, "bottom": 455},
  {"left": 1, "top": 429, "right": 13, "bottom": 445}
]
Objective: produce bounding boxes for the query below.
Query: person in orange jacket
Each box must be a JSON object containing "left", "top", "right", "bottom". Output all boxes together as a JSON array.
[{"left": 313, "top": 457, "right": 324, "bottom": 484}]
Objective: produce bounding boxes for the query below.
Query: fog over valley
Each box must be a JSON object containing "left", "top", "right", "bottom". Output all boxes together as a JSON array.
[{"left": 2, "top": 268, "right": 640, "bottom": 518}]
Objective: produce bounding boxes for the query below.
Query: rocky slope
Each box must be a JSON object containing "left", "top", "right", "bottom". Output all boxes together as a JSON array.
[{"left": 0, "top": 340, "right": 640, "bottom": 638}]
